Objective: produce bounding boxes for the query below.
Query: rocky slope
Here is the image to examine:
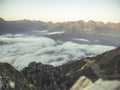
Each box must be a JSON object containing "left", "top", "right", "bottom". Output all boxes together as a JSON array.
[
  {"left": 0, "top": 63, "right": 36, "bottom": 90},
  {"left": 59, "top": 47, "right": 120, "bottom": 85},
  {"left": 22, "top": 62, "right": 69, "bottom": 90},
  {"left": 0, "top": 47, "right": 120, "bottom": 90},
  {"left": 70, "top": 76, "right": 120, "bottom": 90}
]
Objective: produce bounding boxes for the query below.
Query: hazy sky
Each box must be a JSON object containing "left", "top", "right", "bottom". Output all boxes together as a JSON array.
[{"left": 0, "top": 0, "right": 120, "bottom": 22}]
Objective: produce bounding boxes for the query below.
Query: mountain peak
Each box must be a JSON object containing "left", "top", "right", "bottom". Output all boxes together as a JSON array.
[{"left": 0, "top": 18, "right": 6, "bottom": 23}]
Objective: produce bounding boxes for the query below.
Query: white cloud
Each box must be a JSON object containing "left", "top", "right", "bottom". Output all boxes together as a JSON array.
[
  {"left": 73, "top": 38, "right": 90, "bottom": 42},
  {"left": 0, "top": 34, "right": 115, "bottom": 70},
  {"left": 46, "top": 31, "right": 65, "bottom": 35}
]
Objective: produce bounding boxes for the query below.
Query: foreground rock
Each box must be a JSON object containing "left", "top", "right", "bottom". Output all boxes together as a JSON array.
[
  {"left": 0, "top": 72, "right": 15, "bottom": 90},
  {"left": 70, "top": 76, "right": 120, "bottom": 90},
  {"left": 22, "top": 62, "right": 69, "bottom": 90},
  {"left": 0, "top": 63, "right": 36, "bottom": 90},
  {"left": 89, "top": 79, "right": 120, "bottom": 90},
  {"left": 70, "top": 76, "right": 93, "bottom": 90}
]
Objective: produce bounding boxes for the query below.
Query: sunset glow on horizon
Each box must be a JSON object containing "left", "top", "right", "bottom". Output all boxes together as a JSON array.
[{"left": 0, "top": 0, "right": 120, "bottom": 23}]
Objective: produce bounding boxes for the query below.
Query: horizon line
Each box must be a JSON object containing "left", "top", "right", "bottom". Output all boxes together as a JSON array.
[{"left": 1, "top": 17, "right": 120, "bottom": 24}]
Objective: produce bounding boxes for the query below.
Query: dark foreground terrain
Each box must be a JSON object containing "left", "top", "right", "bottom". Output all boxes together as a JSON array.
[{"left": 0, "top": 47, "right": 120, "bottom": 90}]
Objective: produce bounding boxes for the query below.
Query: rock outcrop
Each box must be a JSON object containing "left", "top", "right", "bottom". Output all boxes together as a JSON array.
[
  {"left": 70, "top": 76, "right": 93, "bottom": 90},
  {"left": 22, "top": 62, "right": 69, "bottom": 90},
  {"left": 70, "top": 76, "right": 120, "bottom": 90},
  {"left": 0, "top": 63, "right": 36, "bottom": 90},
  {"left": 0, "top": 72, "right": 15, "bottom": 90},
  {"left": 89, "top": 79, "right": 120, "bottom": 90}
]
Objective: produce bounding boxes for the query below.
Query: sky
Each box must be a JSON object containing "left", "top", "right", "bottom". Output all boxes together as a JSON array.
[{"left": 0, "top": 0, "right": 120, "bottom": 22}]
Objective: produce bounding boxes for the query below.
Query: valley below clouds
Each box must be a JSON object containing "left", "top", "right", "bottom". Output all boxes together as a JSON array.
[{"left": 0, "top": 33, "right": 116, "bottom": 70}]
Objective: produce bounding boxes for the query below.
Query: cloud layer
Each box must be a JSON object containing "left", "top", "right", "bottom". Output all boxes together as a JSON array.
[{"left": 0, "top": 34, "right": 115, "bottom": 70}]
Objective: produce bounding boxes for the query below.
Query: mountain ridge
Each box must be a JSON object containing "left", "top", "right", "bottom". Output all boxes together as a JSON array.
[
  {"left": 1, "top": 18, "right": 120, "bottom": 24},
  {"left": 0, "top": 18, "right": 120, "bottom": 34}
]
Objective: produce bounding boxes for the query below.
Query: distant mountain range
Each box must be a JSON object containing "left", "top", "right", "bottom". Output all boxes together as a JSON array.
[{"left": 0, "top": 18, "right": 120, "bottom": 34}]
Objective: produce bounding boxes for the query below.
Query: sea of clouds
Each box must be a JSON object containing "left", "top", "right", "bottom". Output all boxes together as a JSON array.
[{"left": 0, "top": 34, "right": 115, "bottom": 70}]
